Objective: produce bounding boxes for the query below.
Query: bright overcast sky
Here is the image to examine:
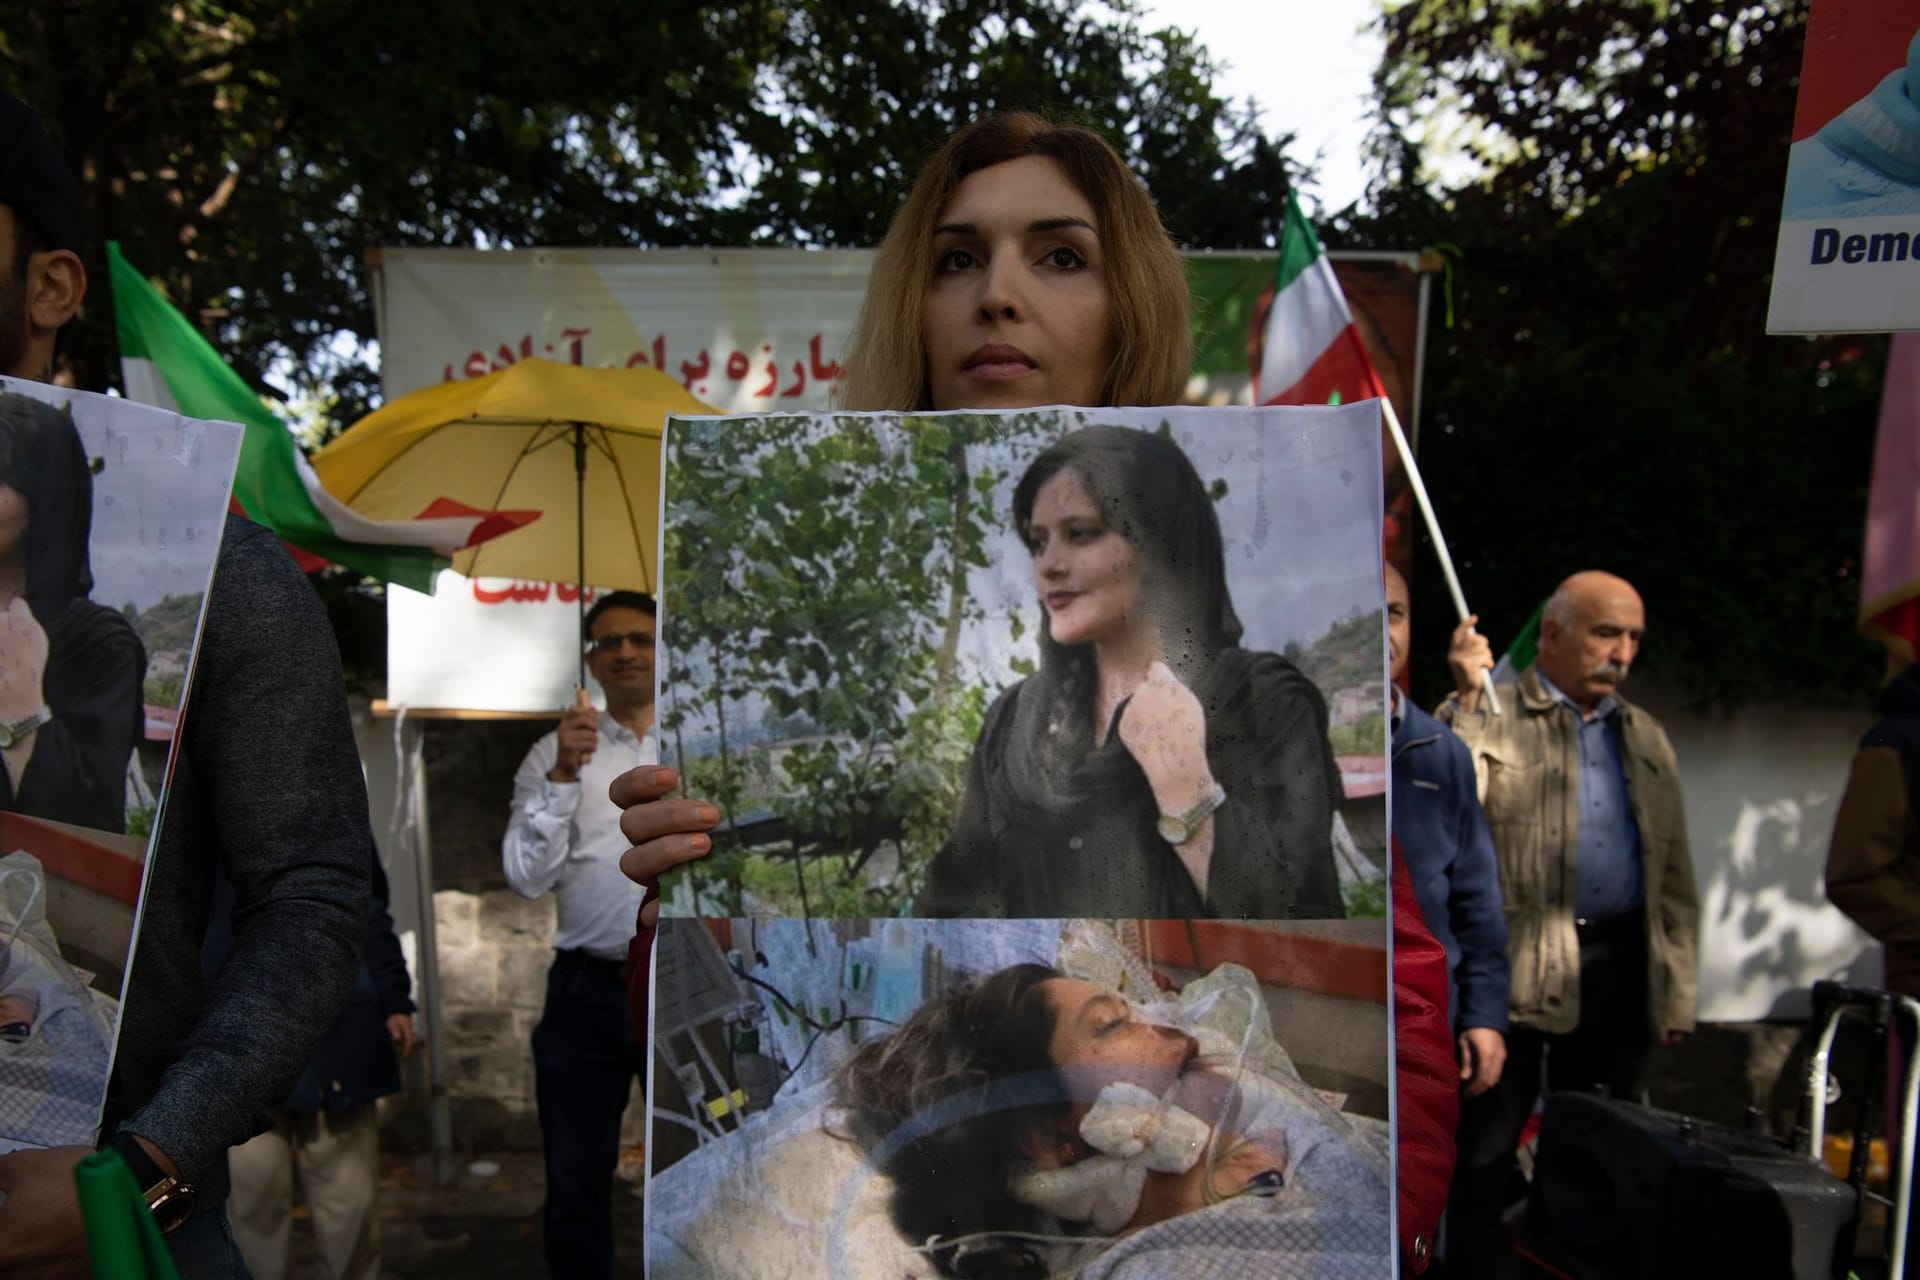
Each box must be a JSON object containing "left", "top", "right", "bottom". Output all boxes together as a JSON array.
[{"left": 1136, "top": 0, "right": 1385, "bottom": 215}]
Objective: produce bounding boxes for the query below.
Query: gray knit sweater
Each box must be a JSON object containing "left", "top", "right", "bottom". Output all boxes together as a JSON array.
[{"left": 101, "top": 515, "right": 371, "bottom": 1206}]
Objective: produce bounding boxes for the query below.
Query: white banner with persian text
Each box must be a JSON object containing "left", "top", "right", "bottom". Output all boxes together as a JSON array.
[
  {"left": 377, "top": 248, "right": 877, "bottom": 713},
  {"left": 378, "top": 247, "right": 874, "bottom": 411}
]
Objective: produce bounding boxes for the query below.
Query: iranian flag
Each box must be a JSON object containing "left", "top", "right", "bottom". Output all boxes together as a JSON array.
[
  {"left": 109, "top": 242, "right": 527, "bottom": 593},
  {"left": 1254, "top": 192, "right": 1387, "bottom": 407}
]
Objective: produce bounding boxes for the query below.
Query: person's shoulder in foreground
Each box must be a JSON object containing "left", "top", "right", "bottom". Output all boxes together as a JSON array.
[
  {"left": 1826, "top": 663, "right": 1920, "bottom": 987},
  {"left": 107, "top": 511, "right": 372, "bottom": 1204}
]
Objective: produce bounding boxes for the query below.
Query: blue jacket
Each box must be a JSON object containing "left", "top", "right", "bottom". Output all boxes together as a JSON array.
[
  {"left": 283, "top": 849, "right": 414, "bottom": 1112},
  {"left": 1393, "top": 697, "right": 1510, "bottom": 1034},
  {"left": 205, "top": 842, "right": 414, "bottom": 1113}
]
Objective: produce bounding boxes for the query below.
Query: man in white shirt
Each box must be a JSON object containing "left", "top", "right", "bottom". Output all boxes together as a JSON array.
[{"left": 502, "top": 590, "right": 658, "bottom": 1280}]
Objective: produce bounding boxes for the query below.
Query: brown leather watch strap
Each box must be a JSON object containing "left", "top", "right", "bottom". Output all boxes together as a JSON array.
[{"left": 103, "top": 1132, "right": 197, "bottom": 1234}]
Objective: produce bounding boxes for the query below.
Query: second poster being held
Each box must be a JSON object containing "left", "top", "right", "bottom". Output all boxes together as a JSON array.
[{"left": 646, "top": 402, "right": 1394, "bottom": 1278}]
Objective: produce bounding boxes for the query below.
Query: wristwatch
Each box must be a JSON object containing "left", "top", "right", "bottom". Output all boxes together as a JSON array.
[
  {"left": 1156, "top": 782, "right": 1227, "bottom": 845},
  {"left": 104, "top": 1132, "right": 197, "bottom": 1234},
  {"left": 0, "top": 705, "right": 49, "bottom": 749}
]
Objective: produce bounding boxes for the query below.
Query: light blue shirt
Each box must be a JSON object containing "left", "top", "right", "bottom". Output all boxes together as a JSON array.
[{"left": 1537, "top": 672, "right": 1644, "bottom": 920}]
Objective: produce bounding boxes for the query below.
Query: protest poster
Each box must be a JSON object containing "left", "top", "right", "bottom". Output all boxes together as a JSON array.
[
  {"left": 652, "top": 403, "right": 1388, "bottom": 923},
  {"left": 644, "top": 915, "right": 1393, "bottom": 1279},
  {"left": 0, "top": 379, "right": 240, "bottom": 1153},
  {"left": 1767, "top": 0, "right": 1920, "bottom": 333}
]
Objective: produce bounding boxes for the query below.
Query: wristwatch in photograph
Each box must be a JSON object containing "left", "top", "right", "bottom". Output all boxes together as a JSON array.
[
  {"left": 0, "top": 705, "right": 50, "bottom": 749},
  {"left": 104, "top": 1132, "right": 197, "bottom": 1234},
  {"left": 1156, "top": 782, "right": 1227, "bottom": 845}
]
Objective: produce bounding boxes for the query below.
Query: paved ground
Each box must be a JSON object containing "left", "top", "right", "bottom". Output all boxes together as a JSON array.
[{"left": 284, "top": 1149, "right": 645, "bottom": 1279}]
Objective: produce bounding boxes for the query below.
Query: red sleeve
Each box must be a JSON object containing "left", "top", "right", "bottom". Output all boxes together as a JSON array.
[{"left": 1393, "top": 838, "right": 1458, "bottom": 1273}]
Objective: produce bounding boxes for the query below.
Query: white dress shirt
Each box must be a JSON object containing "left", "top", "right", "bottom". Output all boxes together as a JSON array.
[{"left": 502, "top": 711, "right": 657, "bottom": 962}]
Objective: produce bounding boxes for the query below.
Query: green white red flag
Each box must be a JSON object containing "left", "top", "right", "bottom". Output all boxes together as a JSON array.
[
  {"left": 108, "top": 242, "right": 526, "bottom": 593},
  {"left": 1255, "top": 192, "right": 1388, "bottom": 408}
]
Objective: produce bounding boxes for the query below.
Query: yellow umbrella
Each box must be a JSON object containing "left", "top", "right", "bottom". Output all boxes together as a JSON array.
[
  {"left": 312, "top": 358, "right": 718, "bottom": 681},
  {"left": 313, "top": 358, "right": 718, "bottom": 590}
]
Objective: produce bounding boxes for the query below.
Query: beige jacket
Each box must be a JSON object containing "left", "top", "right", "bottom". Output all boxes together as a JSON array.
[{"left": 1439, "top": 668, "right": 1699, "bottom": 1037}]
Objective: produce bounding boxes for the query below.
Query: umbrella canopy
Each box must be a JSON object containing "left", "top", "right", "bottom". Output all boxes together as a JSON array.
[{"left": 311, "top": 358, "right": 718, "bottom": 596}]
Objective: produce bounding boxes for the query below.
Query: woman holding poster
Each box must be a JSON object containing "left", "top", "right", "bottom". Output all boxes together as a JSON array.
[
  {"left": 916, "top": 424, "right": 1343, "bottom": 920},
  {"left": 621, "top": 111, "right": 1454, "bottom": 1271},
  {"left": 850, "top": 112, "right": 1335, "bottom": 919},
  {"left": 663, "top": 112, "right": 1344, "bottom": 920}
]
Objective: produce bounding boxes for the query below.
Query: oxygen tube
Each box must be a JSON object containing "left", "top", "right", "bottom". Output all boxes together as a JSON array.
[
  {"left": 908, "top": 978, "right": 1281, "bottom": 1267},
  {"left": 0, "top": 860, "right": 46, "bottom": 1041}
]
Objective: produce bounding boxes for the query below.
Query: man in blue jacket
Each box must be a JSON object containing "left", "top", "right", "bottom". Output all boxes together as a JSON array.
[{"left": 1387, "top": 563, "right": 1511, "bottom": 1097}]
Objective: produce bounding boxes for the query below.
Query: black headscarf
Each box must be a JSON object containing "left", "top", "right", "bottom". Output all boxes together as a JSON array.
[{"left": 0, "top": 392, "right": 95, "bottom": 626}]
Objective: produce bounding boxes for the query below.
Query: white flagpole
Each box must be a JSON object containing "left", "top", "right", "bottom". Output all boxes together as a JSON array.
[{"left": 1378, "top": 396, "right": 1502, "bottom": 716}]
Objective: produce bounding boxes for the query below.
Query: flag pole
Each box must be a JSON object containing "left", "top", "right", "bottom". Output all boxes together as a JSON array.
[{"left": 1378, "top": 395, "right": 1502, "bottom": 716}]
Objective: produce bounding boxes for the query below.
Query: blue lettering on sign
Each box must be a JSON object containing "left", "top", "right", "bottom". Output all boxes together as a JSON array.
[
  {"left": 1809, "top": 226, "right": 1919, "bottom": 265},
  {"left": 1869, "top": 232, "right": 1911, "bottom": 261}
]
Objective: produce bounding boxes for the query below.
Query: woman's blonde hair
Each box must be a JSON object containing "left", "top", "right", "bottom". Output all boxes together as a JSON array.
[{"left": 837, "top": 112, "right": 1191, "bottom": 412}]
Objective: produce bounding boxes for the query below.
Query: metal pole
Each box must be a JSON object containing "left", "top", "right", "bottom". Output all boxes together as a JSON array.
[
  {"left": 1410, "top": 265, "right": 1433, "bottom": 453},
  {"left": 574, "top": 422, "right": 588, "bottom": 688},
  {"left": 1379, "top": 396, "right": 1502, "bottom": 716},
  {"left": 1890, "top": 996, "right": 1920, "bottom": 1280},
  {"left": 403, "top": 716, "right": 454, "bottom": 1187}
]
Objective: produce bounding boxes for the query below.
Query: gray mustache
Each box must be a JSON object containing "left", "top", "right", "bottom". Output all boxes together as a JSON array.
[{"left": 1588, "top": 660, "right": 1630, "bottom": 681}]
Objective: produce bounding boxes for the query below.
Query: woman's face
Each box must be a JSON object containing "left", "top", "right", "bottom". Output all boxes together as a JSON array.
[
  {"left": 1042, "top": 977, "right": 1196, "bottom": 1097},
  {"left": 1027, "top": 466, "right": 1144, "bottom": 649},
  {"left": 921, "top": 155, "right": 1113, "bottom": 412}
]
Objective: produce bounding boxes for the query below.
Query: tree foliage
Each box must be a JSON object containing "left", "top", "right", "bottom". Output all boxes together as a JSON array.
[
  {"left": 4, "top": 0, "right": 1297, "bottom": 423},
  {"left": 660, "top": 412, "right": 1054, "bottom": 916},
  {"left": 1346, "top": 0, "right": 1885, "bottom": 710}
]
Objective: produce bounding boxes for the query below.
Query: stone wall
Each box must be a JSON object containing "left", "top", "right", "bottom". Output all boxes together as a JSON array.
[{"left": 375, "top": 715, "right": 645, "bottom": 1154}]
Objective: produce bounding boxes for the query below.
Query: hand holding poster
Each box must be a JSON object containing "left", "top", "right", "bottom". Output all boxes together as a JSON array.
[
  {"left": 0, "top": 379, "right": 239, "bottom": 1154},
  {"left": 652, "top": 404, "right": 1388, "bottom": 922}
]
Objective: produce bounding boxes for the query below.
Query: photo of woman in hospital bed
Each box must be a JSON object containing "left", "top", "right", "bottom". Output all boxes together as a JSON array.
[{"left": 644, "top": 918, "right": 1391, "bottom": 1280}]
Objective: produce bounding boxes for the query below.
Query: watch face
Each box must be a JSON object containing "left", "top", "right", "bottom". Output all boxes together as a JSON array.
[
  {"left": 0, "top": 709, "right": 46, "bottom": 749},
  {"left": 1156, "top": 815, "right": 1187, "bottom": 844},
  {"left": 149, "top": 1184, "right": 197, "bottom": 1234}
]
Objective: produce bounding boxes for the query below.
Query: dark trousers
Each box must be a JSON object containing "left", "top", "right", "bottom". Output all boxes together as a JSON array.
[
  {"left": 166, "top": 1208, "right": 252, "bottom": 1279},
  {"left": 532, "top": 950, "right": 646, "bottom": 1280},
  {"left": 1443, "top": 918, "right": 1651, "bottom": 1279}
]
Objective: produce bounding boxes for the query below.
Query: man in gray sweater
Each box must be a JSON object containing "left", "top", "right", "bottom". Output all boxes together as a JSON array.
[{"left": 0, "top": 93, "right": 371, "bottom": 1278}]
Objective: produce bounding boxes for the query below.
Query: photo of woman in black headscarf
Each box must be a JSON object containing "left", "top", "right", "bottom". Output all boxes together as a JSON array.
[
  {"left": 0, "top": 393, "right": 145, "bottom": 833},
  {"left": 917, "top": 426, "right": 1344, "bottom": 921}
]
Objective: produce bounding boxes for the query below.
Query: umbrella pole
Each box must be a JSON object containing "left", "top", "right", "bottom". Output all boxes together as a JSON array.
[{"left": 574, "top": 423, "right": 587, "bottom": 689}]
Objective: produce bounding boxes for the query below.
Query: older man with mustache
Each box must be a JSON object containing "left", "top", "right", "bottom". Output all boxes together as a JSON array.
[{"left": 1432, "top": 570, "right": 1699, "bottom": 1279}]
